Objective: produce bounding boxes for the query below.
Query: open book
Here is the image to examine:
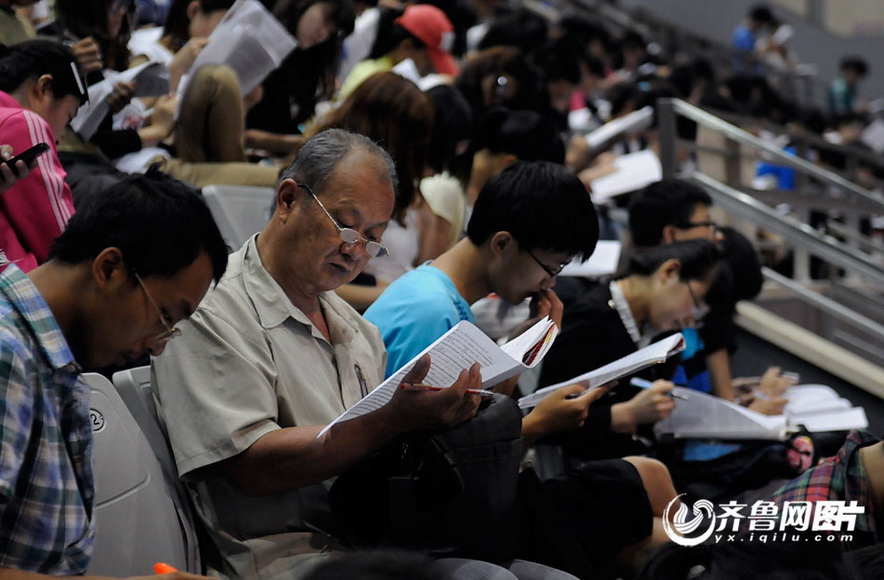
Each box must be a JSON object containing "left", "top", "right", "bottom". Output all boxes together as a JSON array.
[
  {"left": 317, "top": 317, "right": 557, "bottom": 437},
  {"left": 71, "top": 61, "right": 169, "bottom": 140},
  {"left": 589, "top": 149, "right": 662, "bottom": 203},
  {"left": 518, "top": 332, "right": 685, "bottom": 409},
  {"left": 783, "top": 384, "right": 868, "bottom": 432},
  {"left": 655, "top": 388, "right": 790, "bottom": 440},
  {"left": 187, "top": 0, "right": 297, "bottom": 96}
]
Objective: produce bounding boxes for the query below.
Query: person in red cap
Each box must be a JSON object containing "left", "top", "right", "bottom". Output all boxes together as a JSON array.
[{"left": 338, "top": 3, "right": 457, "bottom": 99}]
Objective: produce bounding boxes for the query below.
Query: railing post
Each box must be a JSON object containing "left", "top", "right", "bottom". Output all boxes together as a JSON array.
[{"left": 657, "top": 98, "right": 677, "bottom": 179}]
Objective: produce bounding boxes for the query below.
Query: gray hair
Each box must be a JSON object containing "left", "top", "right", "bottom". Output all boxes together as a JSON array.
[{"left": 280, "top": 128, "right": 398, "bottom": 198}]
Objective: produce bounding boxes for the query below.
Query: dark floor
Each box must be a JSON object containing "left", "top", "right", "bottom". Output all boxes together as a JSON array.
[{"left": 730, "top": 328, "right": 884, "bottom": 437}]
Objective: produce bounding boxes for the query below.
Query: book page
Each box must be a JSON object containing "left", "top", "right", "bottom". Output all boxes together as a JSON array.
[
  {"left": 782, "top": 384, "right": 858, "bottom": 417},
  {"left": 518, "top": 333, "right": 684, "bottom": 409},
  {"left": 189, "top": 0, "right": 297, "bottom": 95},
  {"left": 654, "top": 388, "right": 788, "bottom": 440},
  {"left": 499, "top": 317, "right": 556, "bottom": 367},
  {"left": 71, "top": 61, "right": 170, "bottom": 140},
  {"left": 560, "top": 240, "right": 621, "bottom": 278},
  {"left": 318, "top": 321, "right": 521, "bottom": 436},
  {"left": 589, "top": 149, "right": 662, "bottom": 204},
  {"left": 789, "top": 407, "right": 868, "bottom": 432}
]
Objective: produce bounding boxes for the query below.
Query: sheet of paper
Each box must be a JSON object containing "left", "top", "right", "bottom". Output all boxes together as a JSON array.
[
  {"left": 189, "top": 0, "right": 297, "bottom": 96},
  {"left": 318, "top": 321, "right": 523, "bottom": 436},
  {"left": 71, "top": 61, "right": 170, "bottom": 140},
  {"left": 589, "top": 149, "right": 662, "bottom": 203},
  {"left": 654, "top": 388, "right": 788, "bottom": 440},
  {"left": 560, "top": 240, "right": 621, "bottom": 278},
  {"left": 518, "top": 332, "right": 684, "bottom": 409},
  {"left": 789, "top": 407, "right": 868, "bottom": 432}
]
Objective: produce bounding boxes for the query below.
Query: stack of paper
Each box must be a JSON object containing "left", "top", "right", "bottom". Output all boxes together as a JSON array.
[
  {"left": 188, "top": 0, "right": 297, "bottom": 96},
  {"left": 783, "top": 384, "right": 868, "bottom": 433}
]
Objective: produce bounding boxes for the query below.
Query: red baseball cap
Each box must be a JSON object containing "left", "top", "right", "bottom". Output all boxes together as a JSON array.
[{"left": 396, "top": 4, "right": 458, "bottom": 76}]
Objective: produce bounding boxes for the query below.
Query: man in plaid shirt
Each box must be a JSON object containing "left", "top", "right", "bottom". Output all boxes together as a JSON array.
[
  {"left": 0, "top": 170, "right": 227, "bottom": 578},
  {"left": 766, "top": 430, "right": 884, "bottom": 551}
]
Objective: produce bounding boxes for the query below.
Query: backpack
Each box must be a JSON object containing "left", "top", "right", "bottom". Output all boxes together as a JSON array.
[{"left": 329, "top": 393, "right": 524, "bottom": 563}]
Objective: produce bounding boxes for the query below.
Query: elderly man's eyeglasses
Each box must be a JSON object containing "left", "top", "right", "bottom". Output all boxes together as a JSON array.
[
  {"left": 134, "top": 272, "right": 182, "bottom": 346},
  {"left": 525, "top": 248, "right": 567, "bottom": 279},
  {"left": 298, "top": 183, "right": 388, "bottom": 258}
]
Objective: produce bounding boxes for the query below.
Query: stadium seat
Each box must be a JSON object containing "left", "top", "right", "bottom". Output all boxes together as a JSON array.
[{"left": 84, "top": 372, "right": 200, "bottom": 575}]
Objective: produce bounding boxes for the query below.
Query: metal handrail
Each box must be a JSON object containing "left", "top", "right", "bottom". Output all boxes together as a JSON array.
[
  {"left": 690, "top": 173, "right": 884, "bottom": 286},
  {"left": 827, "top": 221, "right": 884, "bottom": 253},
  {"left": 658, "top": 98, "right": 884, "bottom": 213},
  {"left": 761, "top": 267, "right": 884, "bottom": 339}
]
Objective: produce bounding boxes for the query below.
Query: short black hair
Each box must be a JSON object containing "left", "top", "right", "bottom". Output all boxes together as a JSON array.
[
  {"left": 425, "top": 84, "right": 474, "bottom": 174},
  {"left": 467, "top": 160, "right": 599, "bottom": 261},
  {"left": 626, "top": 239, "right": 722, "bottom": 283},
  {"left": 749, "top": 4, "right": 774, "bottom": 24},
  {"left": 0, "top": 40, "right": 87, "bottom": 103},
  {"left": 840, "top": 56, "right": 868, "bottom": 77},
  {"left": 473, "top": 107, "right": 564, "bottom": 164},
  {"left": 628, "top": 179, "right": 713, "bottom": 247},
  {"left": 51, "top": 168, "right": 228, "bottom": 283}
]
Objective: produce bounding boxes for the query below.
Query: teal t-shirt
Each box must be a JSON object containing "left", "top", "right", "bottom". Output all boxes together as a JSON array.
[{"left": 364, "top": 264, "right": 474, "bottom": 378}]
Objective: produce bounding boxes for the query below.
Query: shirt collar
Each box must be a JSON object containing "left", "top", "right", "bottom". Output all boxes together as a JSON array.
[
  {"left": 0, "top": 264, "right": 77, "bottom": 370},
  {"left": 609, "top": 279, "right": 642, "bottom": 346},
  {"left": 240, "top": 235, "right": 353, "bottom": 343}
]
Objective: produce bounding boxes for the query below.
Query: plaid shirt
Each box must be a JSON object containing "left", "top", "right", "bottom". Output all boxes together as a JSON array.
[
  {"left": 0, "top": 265, "right": 95, "bottom": 574},
  {"left": 767, "top": 430, "right": 880, "bottom": 550}
]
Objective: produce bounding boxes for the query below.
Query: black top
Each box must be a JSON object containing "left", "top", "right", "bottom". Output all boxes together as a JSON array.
[{"left": 538, "top": 277, "right": 677, "bottom": 460}]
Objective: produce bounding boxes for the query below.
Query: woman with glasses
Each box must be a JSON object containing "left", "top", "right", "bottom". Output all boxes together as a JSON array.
[
  {"left": 0, "top": 39, "right": 86, "bottom": 272},
  {"left": 537, "top": 239, "right": 723, "bottom": 461}
]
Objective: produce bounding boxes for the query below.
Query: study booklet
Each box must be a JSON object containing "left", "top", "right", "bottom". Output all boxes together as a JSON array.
[
  {"left": 71, "top": 61, "right": 169, "bottom": 140},
  {"left": 517, "top": 332, "right": 685, "bottom": 409},
  {"left": 654, "top": 388, "right": 790, "bottom": 440},
  {"left": 783, "top": 384, "right": 868, "bottom": 433},
  {"left": 187, "top": 0, "right": 297, "bottom": 96},
  {"left": 589, "top": 149, "right": 662, "bottom": 203},
  {"left": 317, "top": 317, "right": 557, "bottom": 437}
]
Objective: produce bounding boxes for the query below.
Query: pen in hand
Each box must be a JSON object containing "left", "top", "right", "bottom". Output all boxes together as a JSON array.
[
  {"left": 400, "top": 382, "right": 493, "bottom": 397},
  {"left": 630, "top": 377, "right": 688, "bottom": 400}
]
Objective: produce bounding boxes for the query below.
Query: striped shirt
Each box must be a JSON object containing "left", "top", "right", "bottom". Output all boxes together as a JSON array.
[
  {"left": 0, "top": 265, "right": 95, "bottom": 574},
  {"left": 0, "top": 91, "right": 74, "bottom": 272}
]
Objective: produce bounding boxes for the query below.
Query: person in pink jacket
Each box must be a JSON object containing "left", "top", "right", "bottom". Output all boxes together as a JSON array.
[{"left": 0, "top": 39, "right": 86, "bottom": 271}]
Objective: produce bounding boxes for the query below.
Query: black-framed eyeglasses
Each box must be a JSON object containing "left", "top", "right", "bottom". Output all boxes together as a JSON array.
[
  {"left": 298, "top": 183, "right": 388, "bottom": 258},
  {"left": 525, "top": 248, "right": 567, "bottom": 279},
  {"left": 676, "top": 220, "right": 718, "bottom": 231},
  {"left": 684, "top": 280, "right": 710, "bottom": 319},
  {"left": 134, "top": 272, "right": 182, "bottom": 346}
]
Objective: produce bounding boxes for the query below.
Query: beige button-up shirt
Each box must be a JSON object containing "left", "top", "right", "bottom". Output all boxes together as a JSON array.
[{"left": 152, "top": 235, "right": 386, "bottom": 579}]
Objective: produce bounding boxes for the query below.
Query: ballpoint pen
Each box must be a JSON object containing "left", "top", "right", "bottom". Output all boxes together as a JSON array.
[
  {"left": 399, "top": 382, "right": 494, "bottom": 397},
  {"left": 630, "top": 377, "right": 689, "bottom": 400}
]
